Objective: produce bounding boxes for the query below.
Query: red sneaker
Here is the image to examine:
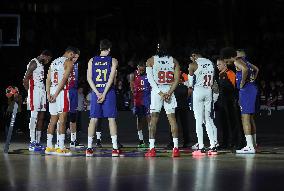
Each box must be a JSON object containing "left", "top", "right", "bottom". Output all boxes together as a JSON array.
[
  {"left": 172, "top": 147, "right": 180, "bottom": 157},
  {"left": 145, "top": 148, "right": 156, "bottom": 157},
  {"left": 86, "top": 148, "right": 94, "bottom": 157},
  {"left": 192, "top": 148, "right": 206, "bottom": 156},
  {"left": 112, "top": 149, "right": 120, "bottom": 157},
  {"left": 207, "top": 147, "right": 218, "bottom": 156}
]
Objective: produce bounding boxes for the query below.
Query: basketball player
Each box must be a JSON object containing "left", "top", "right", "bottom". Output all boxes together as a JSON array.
[
  {"left": 220, "top": 47, "right": 259, "bottom": 154},
  {"left": 188, "top": 50, "right": 217, "bottom": 156},
  {"left": 68, "top": 51, "right": 85, "bottom": 149},
  {"left": 130, "top": 61, "right": 151, "bottom": 148},
  {"left": 45, "top": 47, "right": 79, "bottom": 156},
  {"left": 23, "top": 50, "right": 52, "bottom": 151},
  {"left": 85, "top": 39, "right": 120, "bottom": 157},
  {"left": 145, "top": 40, "right": 180, "bottom": 157}
]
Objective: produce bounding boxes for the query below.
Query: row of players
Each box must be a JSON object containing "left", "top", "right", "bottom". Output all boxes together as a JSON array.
[{"left": 23, "top": 39, "right": 258, "bottom": 157}]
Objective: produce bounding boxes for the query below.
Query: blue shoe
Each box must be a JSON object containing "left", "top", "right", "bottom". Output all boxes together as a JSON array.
[
  {"left": 29, "top": 142, "right": 37, "bottom": 151},
  {"left": 34, "top": 143, "right": 45, "bottom": 152}
]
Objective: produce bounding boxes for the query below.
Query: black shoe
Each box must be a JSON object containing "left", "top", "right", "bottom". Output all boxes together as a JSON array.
[
  {"left": 165, "top": 142, "right": 174, "bottom": 149},
  {"left": 96, "top": 139, "right": 102, "bottom": 148},
  {"left": 70, "top": 140, "right": 85, "bottom": 149}
]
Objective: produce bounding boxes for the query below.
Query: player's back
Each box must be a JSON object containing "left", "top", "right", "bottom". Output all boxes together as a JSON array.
[
  {"left": 194, "top": 58, "right": 214, "bottom": 88},
  {"left": 92, "top": 56, "right": 112, "bottom": 92},
  {"left": 153, "top": 55, "right": 174, "bottom": 86},
  {"left": 27, "top": 58, "right": 45, "bottom": 89},
  {"left": 134, "top": 70, "right": 151, "bottom": 106},
  {"left": 50, "top": 57, "right": 68, "bottom": 88},
  {"left": 236, "top": 58, "right": 256, "bottom": 89}
]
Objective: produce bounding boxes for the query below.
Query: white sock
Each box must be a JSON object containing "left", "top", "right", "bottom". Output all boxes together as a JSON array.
[
  {"left": 56, "top": 130, "right": 59, "bottom": 146},
  {"left": 29, "top": 117, "right": 36, "bottom": 143},
  {"left": 59, "top": 134, "right": 65, "bottom": 150},
  {"left": 88, "top": 136, "right": 93, "bottom": 148},
  {"left": 96, "top": 132, "right": 101, "bottom": 140},
  {"left": 71, "top": 132, "right": 76, "bottom": 142},
  {"left": 173, "top": 138, "right": 178, "bottom": 148},
  {"left": 149, "top": 139, "right": 155, "bottom": 149},
  {"left": 36, "top": 131, "right": 41, "bottom": 143},
  {"left": 111, "top": 135, "right": 118, "bottom": 149},
  {"left": 138, "top": 130, "right": 143, "bottom": 141},
  {"left": 253, "top": 133, "right": 257, "bottom": 145},
  {"left": 47, "top": 134, "right": 53, "bottom": 148},
  {"left": 245, "top": 135, "right": 254, "bottom": 148}
]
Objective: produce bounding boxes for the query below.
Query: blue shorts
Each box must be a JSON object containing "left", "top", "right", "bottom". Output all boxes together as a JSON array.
[
  {"left": 239, "top": 83, "right": 258, "bottom": 114},
  {"left": 69, "top": 89, "right": 78, "bottom": 113},
  {"left": 90, "top": 89, "right": 117, "bottom": 118},
  {"left": 133, "top": 105, "right": 150, "bottom": 116}
]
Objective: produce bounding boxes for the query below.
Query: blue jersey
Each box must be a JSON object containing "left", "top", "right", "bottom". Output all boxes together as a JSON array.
[
  {"left": 92, "top": 56, "right": 112, "bottom": 93},
  {"left": 133, "top": 70, "right": 151, "bottom": 107},
  {"left": 236, "top": 57, "right": 256, "bottom": 89},
  {"left": 69, "top": 62, "right": 78, "bottom": 90}
]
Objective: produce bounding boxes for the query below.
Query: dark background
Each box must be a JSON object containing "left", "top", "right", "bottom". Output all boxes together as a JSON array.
[{"left": 0, "top": 0, "right": 284, "bottom": 107}]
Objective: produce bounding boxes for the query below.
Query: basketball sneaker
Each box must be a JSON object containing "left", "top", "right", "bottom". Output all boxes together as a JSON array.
[
  {"left": 45, "top": 147, "right": 56, "bottom": 155},
  {"left": 95, "top": 139, "right": 102, "bottom": 148},
  {"left": 56, "top": 148, "right": 72, "bottom": 156},
  {"left": 29, "top": 141, "right": 36, "bottom": 151},
  {"left": 34, "top": 143, "right": 45, "bottom": 152},
  {"left": 192, "top": 148, "right": 206, "bottom": 156},
  {"left": 86, "top": 148, "right": 94, "bottom": 157},
  {"left": 112, "top": 149, "right": 120, "bottom": 157},
  {"left": 172, "top": 147, "right": 180, "bottom": 157},
  {"left": 138, "top": 140, "right": 147, "bottom": 148},
  {"left": 145, "top": 148, "right": 156, "bottom": 157},
  {"left": 236, "top": 146, "right": 256, "bottom": 154},
  {"left": 70, "top": 140, "right": 85, "bottom": 149},
  {"left": 207, "top": 147, "right": 218, "bottom": 155}
]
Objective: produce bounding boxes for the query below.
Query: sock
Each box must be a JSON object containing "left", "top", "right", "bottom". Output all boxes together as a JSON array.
[
  {"left": 36, "top": 131, "right": 41, "bottom": 143},
  {"left": 96, "top": 132, "right": 101, "bottom": 140},
  {"left": 149, "top": 139, "right": 155, "bottom": 149},
  {"left": 111, "top": 135, "right": 118, "bottom": 149},
  {"left": 253, "top": 133, "right": 257, "bottom": 146},
  {"left": 59, "top": 134, "right": 65, "bottom": 150},
  {"left": 88, "top": 136, "right": 93, "bottom": 148},
  {"left": 47, "top": 134, "right": 53, "bottom": 148},
  {"left": 29, "top": 117, "right": 36, "bottom": 143},
  {"left": 57, "top": 130, "right": 59, "bottom": 146},
  {"left": 71, "top": 132, "right": 76, "bottom": 142},
  {"left": 173, "top": 138, "right": 178, "bottom": 148},
  {"left": 245, "top": 135, "right": 254, "bottom": 147},
  {"left": 138, "top": 130, "right": 143, "bottom": 141}
]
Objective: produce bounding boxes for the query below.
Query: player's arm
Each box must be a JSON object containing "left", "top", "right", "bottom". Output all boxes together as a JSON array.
[
  {"left": 53, "top": 60, "right": 74, "bottom": 99},
  {"left": 167, "top": 58, "right": 180, "bottom": 96},
  {"left": 129, "top": 73, "right": 135, "bottom": 94},
  {"left": 250, "top": 63, "right": 259, "bottom": 80},
  {"left": 23, "top": 61, "right": 37, "bottom": 91},
  {"left": 46, "top": 66, "right": 52, "bottom": 101},
  {"left": 87, "top": 58, "right": 100, "bottom": 96},
  {"left": 146, "top": 57, "right": 163, "bottom": 97},
  {"left": 235, "top": 60, "right": 248, "bottom": 88},
  {"left": 188, "top": 62, "right": 197, "bottom": 88},
  {"left": 101, "top": 58, "right": 118, "bottom": 96}
]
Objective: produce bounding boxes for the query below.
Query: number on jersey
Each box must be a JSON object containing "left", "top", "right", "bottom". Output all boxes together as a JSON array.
[
  {"left": 96, "top": 69, "right": 107, "bottom": 82},
  {"left": 158, "top": 71, "right": 174, "bottom": 84},
  {"left": 203, "top": 75, "right": 212, "bottom": 87}
]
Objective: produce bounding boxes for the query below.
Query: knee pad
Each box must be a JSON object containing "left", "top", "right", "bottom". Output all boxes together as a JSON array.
[{"left": 69, "top": 113, "right": 77, "bottom": 123}]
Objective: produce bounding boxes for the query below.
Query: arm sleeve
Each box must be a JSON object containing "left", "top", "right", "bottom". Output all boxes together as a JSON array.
[
  {"left": 146, "top": 67, "right": 160, "bottom": 92},
  {"left": 188, "top": 75, "right": 194, "bottom": 88}
]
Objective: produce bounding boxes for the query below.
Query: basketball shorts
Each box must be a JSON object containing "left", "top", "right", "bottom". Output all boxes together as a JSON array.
[
  {"left": 49, "top": 87, "right": 70, "bottom": 115},
  {"left": 90, "top": 88, "right": 117, "bottom": 118},
  {"left": 27, "top": 87, "right": 46, "bottom": 111},
  {"left": 133, "top": 105, "right": 150, "bottom": 116},
  {"left": 150, "top": 85, "right": 177, "bottom": 114},
  {"left": 192, "top": 87, "right": 213, "bottom": 120},
  {"left": 239, "top": 83, "right": 257, "bottom": 114}
]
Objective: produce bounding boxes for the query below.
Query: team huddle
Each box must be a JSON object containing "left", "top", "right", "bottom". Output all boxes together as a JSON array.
[{"left": 23, "top": 39, "right": 259, "bottom": 157}]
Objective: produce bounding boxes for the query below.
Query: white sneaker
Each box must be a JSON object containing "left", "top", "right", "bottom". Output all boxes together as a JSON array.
[
  {"left": 191, "top": 143, "right": 199, "bottom": 150},
  {"left": 236, "top": 146, "right": 256, "bottom": 154}
]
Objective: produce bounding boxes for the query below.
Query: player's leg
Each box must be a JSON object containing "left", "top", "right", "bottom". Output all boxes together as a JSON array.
[
  {"left": 137, "top": 115, "right": 147, "bottom": 146},
  {"left": 108, "top": 117, "right": 120, "bottom": 156},
  {"left": 95, "top": 118, "right": 103, "bottom": 147},
  {"left": 56, "top": 112, "right": 72, "bottom": 156},
  {"left": 45, "top": 114, "right": 59, "bottom": 154},
  {"left": 28, "top": 110, "right": 38, "bottom": 151},
  {"left": 69, "top": 112, "right": 84, "bottom": 148},
  {"left": 250, "top": 115, "right": 257, "bottom": 147}
]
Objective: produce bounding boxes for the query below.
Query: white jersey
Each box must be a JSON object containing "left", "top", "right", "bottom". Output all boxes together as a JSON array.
[
  {"left": 50, "top": 57, "right": 68, "bottom": 89},
  {"left": 194, "top": 58, "right": 214, "bottom": 88},
  {"left": 153, "top": 56, "right": 175, "bottom": 85},
  {"left": 26, "top": 58, "right": 45, "bottom": 90}
]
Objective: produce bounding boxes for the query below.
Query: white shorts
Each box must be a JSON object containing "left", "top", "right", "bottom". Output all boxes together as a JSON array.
[
  {"left": 49, "top": 87, "right": 70, "bottom": 115},
  {"left": 193, "top": 87, "right": 213, "bottom": 120},
  {"left": 27, "top": 87, "right": 46, "bottom": 111},
  {"left": 150, "top": 85, "right": 177, "bottom": 114}
]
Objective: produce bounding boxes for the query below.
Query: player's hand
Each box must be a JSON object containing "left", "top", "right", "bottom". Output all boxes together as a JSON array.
[
  {"left": 97, "top": 94, "right": 106, "bottom": 103},
  {"left": 158, "top": 91, "right": 165, "bottom": 99},
  {"left": 164, "top": 92, "right": 172, "bottom": 103},
  {"left": 49, "top": 95, "right": 56, "bottom": 103}
]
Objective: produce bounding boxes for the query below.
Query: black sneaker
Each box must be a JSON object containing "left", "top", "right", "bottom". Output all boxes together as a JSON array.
[
  {"left": 138, "top": 140, "right": 147, "bottom": 148},
  {"left": 70, "top": 140, "right": 85, "bottom": 149},
  {"left": 95, "top": 139, "right": 102, "bottom": 148}
]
